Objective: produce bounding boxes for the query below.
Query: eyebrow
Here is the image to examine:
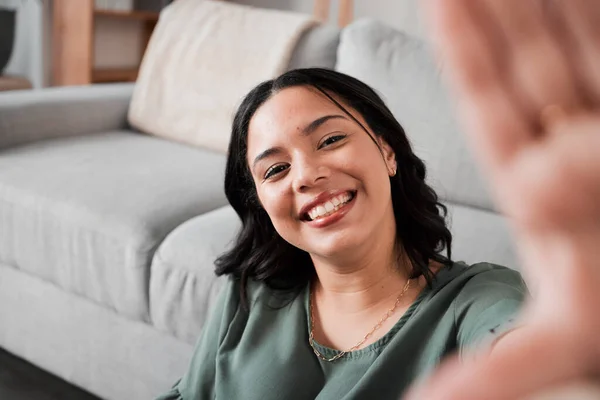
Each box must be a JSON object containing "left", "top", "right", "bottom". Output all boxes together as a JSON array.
[
  {"left": 251, "top": 114, "right": 347, "bottom": 169},
  {"left": 301, "top": 114, "right": 347, "bottom": 136},
  {"left": 252, "top": 147, "right": 284, "bottom": 170}
]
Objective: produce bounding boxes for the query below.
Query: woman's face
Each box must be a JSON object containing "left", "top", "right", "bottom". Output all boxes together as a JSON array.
[{"left": 246, "top": 86, "right": 397, "bottom": 260}]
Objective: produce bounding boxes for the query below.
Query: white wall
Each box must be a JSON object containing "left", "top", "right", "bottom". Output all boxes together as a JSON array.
[
  {"left": 354, "top": 0, "right": 424, "bottom": 38},
  {"left": 232, "top": 0, "right": 425, "bottom": 38},
  {"left": 234, "top": 0, "right": 313, "bottom": 14},
  {"left": 1, "top": 0, "right": 47, "bottom": 88}
]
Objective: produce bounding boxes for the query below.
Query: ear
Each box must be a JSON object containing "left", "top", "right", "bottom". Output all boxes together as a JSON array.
[{"left": 376, "top": 136, "right": 397, "bottom": 177}]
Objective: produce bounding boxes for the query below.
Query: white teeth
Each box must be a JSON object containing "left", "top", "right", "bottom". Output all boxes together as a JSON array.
[
  {"left": 316, "top": 205, "right": 326, "bottom": 216},
  {"left": 306, "top": 192, "right": 354, "bottom": 221},
  {"left": 324, "top": 202, "right": 334, "bottom": 212}
]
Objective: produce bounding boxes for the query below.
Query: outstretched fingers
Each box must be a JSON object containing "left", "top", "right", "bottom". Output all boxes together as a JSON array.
[
  {"left": 560, "top": 0, "right": 600, "bottom": 105},
  {"left": 483, "top": 0, "right": 582, "bottom": 119}
]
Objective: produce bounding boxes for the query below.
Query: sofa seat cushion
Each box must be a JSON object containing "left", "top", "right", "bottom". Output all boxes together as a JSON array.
[
  {"left": 150, "top": 205, "right": 240, "bottom": 343},
  {"left": 0, "top": 131, "right": 228, "bottom": 321}
]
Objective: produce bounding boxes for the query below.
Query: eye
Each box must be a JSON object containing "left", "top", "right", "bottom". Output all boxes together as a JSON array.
[
  {"left": 264, "top": 164, "right": 289, "bottom": 180},
  {"left": 318, "top": 134, "right": 347, "bottom": 149}
]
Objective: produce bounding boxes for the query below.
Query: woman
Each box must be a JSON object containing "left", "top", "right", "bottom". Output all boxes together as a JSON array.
[
  {"left": 157, "top": 67, "right": 528, "bottom": 400},
  {"left": 159, "top": 1, "right": 600, "bottom": 399}
]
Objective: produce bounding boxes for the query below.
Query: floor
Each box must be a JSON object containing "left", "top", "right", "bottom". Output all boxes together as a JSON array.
[{"left": 0, "top": 347, "right": 100, "bottom": 400}]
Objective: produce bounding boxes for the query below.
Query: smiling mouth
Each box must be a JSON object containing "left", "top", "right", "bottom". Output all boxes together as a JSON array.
[{"left": 301, "top": 191, "right": 356, "bottom": 222}]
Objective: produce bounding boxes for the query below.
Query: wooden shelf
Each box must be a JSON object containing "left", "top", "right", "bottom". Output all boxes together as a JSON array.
[
  {"left": 0, "top": 75, "right": 33, "bottom": 91},
  {"left": 92, "top": 67, "right": 139, "bottom": 83},
  {"left": 94, "top": 9, "right": 159, "bottom": 22},
  {"left": 53, "top": 0, "right": 160, "bottom": 86}
]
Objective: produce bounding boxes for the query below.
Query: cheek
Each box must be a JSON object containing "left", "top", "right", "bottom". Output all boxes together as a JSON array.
[
  {"left": 353, "top": 156, "right": 393, "bottom": 207},
  {"left": 347, "top": 149, "right": 388, "bottom": 187},
  {"left": 257, "top": 186, "right": 297, "bottom": 230}
]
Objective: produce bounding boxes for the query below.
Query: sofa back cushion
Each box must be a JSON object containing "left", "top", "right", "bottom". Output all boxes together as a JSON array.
[
  {"left": 288, "top": 24, "right": 340, "bottom": 70},
  {"left": 335, "top": 19, "right": 494, "bottom": 212},
  {"left": 335, "top": 19, "right": 521, "bottom": 270}
]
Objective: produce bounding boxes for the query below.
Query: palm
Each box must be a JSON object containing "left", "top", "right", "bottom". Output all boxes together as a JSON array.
[
  {"left": 409, "top": 0, "right": 600, "bottom": 398},
  {"left": 505, "top": 116, "right": 600, "bottom": 227}
]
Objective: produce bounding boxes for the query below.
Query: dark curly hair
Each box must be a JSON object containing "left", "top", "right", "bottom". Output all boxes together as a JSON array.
[{"left": 215, "top": 68, "right": 452, "bottom": 304}]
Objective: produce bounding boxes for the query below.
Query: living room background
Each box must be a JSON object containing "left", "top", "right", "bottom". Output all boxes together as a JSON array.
[{"left": 1, "top": 0, "right": 425, "bottom": 90}]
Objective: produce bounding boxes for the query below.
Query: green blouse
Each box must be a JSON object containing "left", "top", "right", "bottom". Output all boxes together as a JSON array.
[{"left": 157, "top": 262, "right": 528, "bottom": 400}]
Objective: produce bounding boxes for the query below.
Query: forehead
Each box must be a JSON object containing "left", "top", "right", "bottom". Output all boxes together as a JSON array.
[{"left": 247, "top": 86, "right": 344, "bottom": 156}]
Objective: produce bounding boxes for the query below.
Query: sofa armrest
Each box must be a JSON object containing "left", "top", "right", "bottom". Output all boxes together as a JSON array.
[{"left": 0, "top": 83, "right": 134, "bottom": 150}]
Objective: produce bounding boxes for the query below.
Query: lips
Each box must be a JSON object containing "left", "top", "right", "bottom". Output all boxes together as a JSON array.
[{"left": 299, "top": 190, "right": 357, "bottom": 221}]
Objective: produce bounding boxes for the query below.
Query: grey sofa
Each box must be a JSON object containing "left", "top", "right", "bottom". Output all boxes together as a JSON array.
[{"left": 0, "top": 18, "right": 519, "bottom": 400}]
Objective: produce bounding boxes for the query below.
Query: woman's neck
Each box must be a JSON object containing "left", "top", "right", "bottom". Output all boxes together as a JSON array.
[{"left": 311, "top": 243, "right": 414, "bottom": 315}]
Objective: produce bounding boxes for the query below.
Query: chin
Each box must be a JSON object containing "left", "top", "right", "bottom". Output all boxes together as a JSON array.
[{"left": 305, "top": 234, "right": 366, "bottom": 259}]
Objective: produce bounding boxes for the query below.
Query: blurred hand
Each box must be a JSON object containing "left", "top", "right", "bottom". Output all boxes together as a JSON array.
[{"left": 407, "top": 0, "right": 600, "bottom": 398}]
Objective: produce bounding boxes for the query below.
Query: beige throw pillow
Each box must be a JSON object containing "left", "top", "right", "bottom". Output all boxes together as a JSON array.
[{"left": 128, "top": 0, "right": 316, "bottom": 153}]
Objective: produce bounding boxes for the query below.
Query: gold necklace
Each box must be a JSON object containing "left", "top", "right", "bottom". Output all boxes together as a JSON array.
[{"left": 308, "top": 279, "right": 412, "bottom": 362}]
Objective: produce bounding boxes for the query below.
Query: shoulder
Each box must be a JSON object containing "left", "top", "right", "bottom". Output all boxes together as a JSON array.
[
  {"left": 437, "top": 263, "right": 529, "bottom": 358},
  {"left": 217, "top": 276, "right": 304, "bottom": 316},
  {"left": 424, "top": 262, "right": 528, "bottom": 315},
  {"left": 202, "top": 277, "right": 274, "bottom": 343},
  {"left": 455, "top": 262, "right": 528, "bottom": 297},
  {"left": 447, "top": 261, "right": 529, "bottom": 318},
  {"left": 210, "top": 277, "right": 307, "bottom": 350},
  {"left": 434, "top": 261, "right": 527, "bottom": 292}
]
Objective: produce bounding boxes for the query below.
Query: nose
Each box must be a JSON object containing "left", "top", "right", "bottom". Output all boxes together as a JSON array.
[{"left": 291, "top": 155, "right": 330, "bottom": 193}]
